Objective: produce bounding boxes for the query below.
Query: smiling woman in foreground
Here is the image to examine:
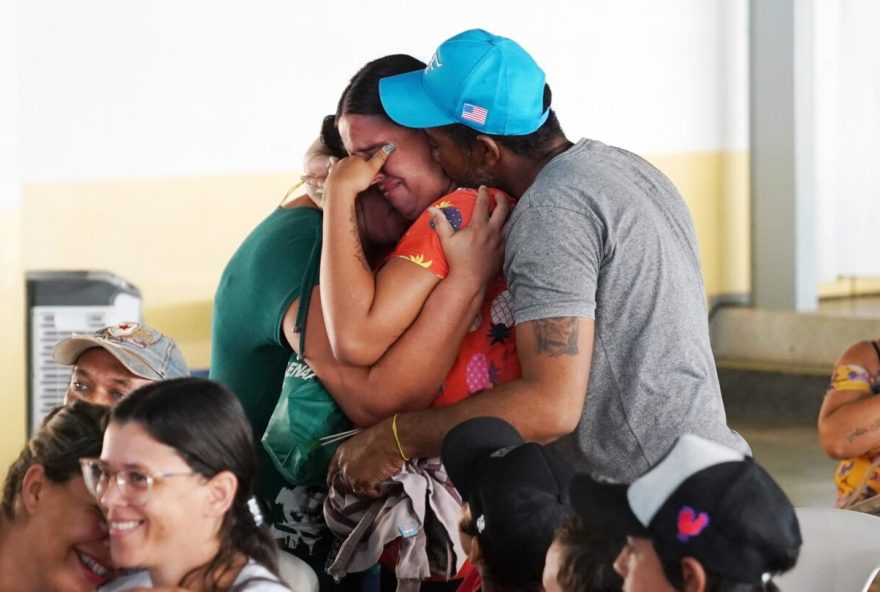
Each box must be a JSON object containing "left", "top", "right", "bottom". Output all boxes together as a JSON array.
[
  {"left": 86, "top": 377, "right": 291, "bottom": 591},
  {"left": 0, "top": 401, "right": 112, "bottom": 592}
]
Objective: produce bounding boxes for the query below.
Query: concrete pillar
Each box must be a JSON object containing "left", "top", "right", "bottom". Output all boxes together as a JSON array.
[{"left": 749, "top": 0, "right": 817, "bottom": 312}]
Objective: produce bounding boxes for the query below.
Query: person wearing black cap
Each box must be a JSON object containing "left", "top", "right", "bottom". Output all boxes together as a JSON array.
[
  {"left": 441, "top": 417, "right": 574, "bottom": 592},
  {"left": 570, "top": 434, "right": 801, "bottom": 592}
]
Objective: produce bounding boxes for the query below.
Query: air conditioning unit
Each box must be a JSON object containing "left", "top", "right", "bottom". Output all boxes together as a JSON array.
[{"left": 26, "top": 271, "right": 141, "bottom": 435}]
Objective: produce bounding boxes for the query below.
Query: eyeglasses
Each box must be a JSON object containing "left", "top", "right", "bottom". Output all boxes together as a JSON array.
[{"left": 80, "top": 457, "right": 196, "bottom": 506}]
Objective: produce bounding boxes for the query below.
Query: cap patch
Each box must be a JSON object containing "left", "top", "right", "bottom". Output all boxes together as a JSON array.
[
  {"left": 100, "top": 322, "right": 157, "bottom": 348},
  {"left": 461, "top": 103, "right": 488, "bottom": 125},
  {"left": 106, "top": 322, "right": 136, "bottom": 336},
  {"left": 677, "top": 506, "right": 709, "bottom": 542},
  {"left": 426, "top": 51, "right": 443, "bottom": 72},
  {"left": 489, "top": 445, "right": 516, "bottom": 459}
]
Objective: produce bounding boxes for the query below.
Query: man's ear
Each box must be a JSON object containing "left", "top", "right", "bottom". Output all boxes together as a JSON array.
[
  {"left": 680, "top": 556, "right": 707, "bottom": 592},
  {"left": 473, "top": 135, "right": 502, "bottom": 167},
  {"left": 205, "top": 470, "right": 238, "bottom": 517},
  {"left": 20, "top": 464, "right": 48, "bottom": 516}
]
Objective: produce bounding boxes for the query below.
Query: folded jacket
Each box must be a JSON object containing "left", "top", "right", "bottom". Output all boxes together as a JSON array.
[{"left": 324, "top": 457, "right": 467, "bottom": 592}]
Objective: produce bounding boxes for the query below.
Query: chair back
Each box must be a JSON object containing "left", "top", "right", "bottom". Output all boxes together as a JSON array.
[
  {"left": 276, "top": 548, "right": 320, "bottom": 592},
  {"left": 775, "top": 507, "right": 880, "bottom": 591}
]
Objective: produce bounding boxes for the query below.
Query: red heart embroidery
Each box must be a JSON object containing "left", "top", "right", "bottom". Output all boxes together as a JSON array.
[{"left": 677, "top": 506, "right": 709, "bottom": 541}]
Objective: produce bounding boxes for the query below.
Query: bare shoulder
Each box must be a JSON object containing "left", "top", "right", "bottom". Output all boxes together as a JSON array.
[{"left": 836, "top": 339, "right": 880, "bottom": 370}]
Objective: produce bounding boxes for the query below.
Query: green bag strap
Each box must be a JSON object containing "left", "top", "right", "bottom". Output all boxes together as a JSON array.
[{"left": 293, "top": 225, "right": 322, "bottom": 359}]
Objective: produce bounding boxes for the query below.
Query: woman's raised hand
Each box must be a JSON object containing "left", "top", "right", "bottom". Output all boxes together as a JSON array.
[{"left": 324, "top": 144, "right": 396, "bottom": 203}]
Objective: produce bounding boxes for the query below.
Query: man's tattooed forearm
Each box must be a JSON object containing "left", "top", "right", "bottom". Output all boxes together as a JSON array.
[{"left": 534, "top": 317, "right": 579, "bottom": 358}]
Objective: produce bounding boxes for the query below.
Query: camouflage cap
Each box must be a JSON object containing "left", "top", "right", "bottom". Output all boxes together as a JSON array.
[{"left": 52, "top": 321, "right": 189, "bottom": 381}]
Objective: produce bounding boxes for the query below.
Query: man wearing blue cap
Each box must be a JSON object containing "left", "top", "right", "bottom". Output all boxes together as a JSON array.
[{"left": 332, "top": 29, "right": 747, "bottom": 495}]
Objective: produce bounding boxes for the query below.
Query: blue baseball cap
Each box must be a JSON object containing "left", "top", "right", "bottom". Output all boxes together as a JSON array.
[{"left": 379, "top": 29, "right": 549, "bottom": 136}]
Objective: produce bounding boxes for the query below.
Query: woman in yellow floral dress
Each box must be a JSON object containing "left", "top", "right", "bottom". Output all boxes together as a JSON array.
[{"left": 819, "top": 339, "right": 880, "bottom": 509}]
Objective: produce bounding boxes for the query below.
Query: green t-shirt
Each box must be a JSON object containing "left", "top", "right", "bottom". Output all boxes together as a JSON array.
[
  {"left": 210, "top": 206, "right": 367, "bottom": 586},
  {"left": 210, "top": 206, "right": 324, "bottom": 503}
]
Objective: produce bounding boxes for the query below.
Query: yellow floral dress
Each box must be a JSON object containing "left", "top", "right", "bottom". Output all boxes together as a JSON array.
[{"left": 832, "top": 358, "right": 880, "bottom": 507}]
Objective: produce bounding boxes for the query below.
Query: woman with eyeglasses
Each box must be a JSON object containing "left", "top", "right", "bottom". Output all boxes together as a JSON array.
[
  {"left": 0, "top": 401, "right": 113, "bottom": 592},
  {"left": 82, "top": 377, "right": 291, "bottom": 591}
]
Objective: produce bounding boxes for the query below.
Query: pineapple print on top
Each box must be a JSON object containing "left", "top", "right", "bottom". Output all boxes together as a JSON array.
[
  {"left": 394, "top": 188, "right": 509, "bottom": 278},
  {"left": 465, "top": 353, "right": 504, "bottom": 393},
  {"left": 488, "top": 290, "right": 513, "bottom": 345},
  {"left": 390, "top": 188, "right": 521, "bottom": 406},
  {"left": 429, "top": 201, "right": 464, "bottom": 231}
]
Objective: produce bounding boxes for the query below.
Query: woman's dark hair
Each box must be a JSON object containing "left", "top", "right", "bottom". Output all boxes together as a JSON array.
[
  {"left": 442, "top": 84, "right": 566, "bottom": 159},
  {"left": 461, "top": 507, "right": 541, "bottom": 592},
  {"left": 2, "top": 401, "right": 108, "bottom": 519},
  {"left": 656, "top": 538, "right": 795, "bottom": 592},
  {"left": 335, "top": 54, "right": 426, "bottom": 121},
  {"left": 110, "top": 377, "right": 278, "bottom": 588},
  {"left": 320, "top": 114, "right": 347, "bottom": 159},
  {"left": 553, "top": 514, "right": 623, "bottom": 592},
  {"left": 462, "top": 492, "right": 566, "bottom": 592}
]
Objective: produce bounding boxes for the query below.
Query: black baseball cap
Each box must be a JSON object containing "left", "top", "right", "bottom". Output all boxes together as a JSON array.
[
  {"left": 441, "top": 417, "right": 574, "bottom": 585},
  {"left": 570, "top": 434, "right": 802, "bottom": 586}
]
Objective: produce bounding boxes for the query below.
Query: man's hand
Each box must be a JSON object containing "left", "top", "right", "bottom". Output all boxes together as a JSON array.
[
  {"left": 327, "top": 416, "right": 404, "bottom": 498},
  {"left": 431, "top": 185, "right": 509, "bottom": 287},
  {"left": 324, "top": 144, "right": 395, "bottom": 202}
]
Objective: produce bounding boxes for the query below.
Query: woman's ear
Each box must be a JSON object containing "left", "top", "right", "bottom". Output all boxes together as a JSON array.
[
  {"left": 680, "top": 556, "right": 707, "bottom": 592},
  {"left": 473, "top": 135, "right": 502, "bottom": 167},
  {"left": 204, "top": 470, "right": 238, "bottom": 517},
  {"left": 20, "top": 464, "right": 48, "bottom": 516}
]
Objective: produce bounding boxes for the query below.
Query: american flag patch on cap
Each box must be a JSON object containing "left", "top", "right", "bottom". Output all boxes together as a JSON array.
[{"left": 461, "top": 103, "right": 488, "bottom": 125}]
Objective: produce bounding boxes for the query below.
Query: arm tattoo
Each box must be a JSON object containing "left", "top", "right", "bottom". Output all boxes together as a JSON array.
[
  {"left": 348, "top": 203, "right": 370, "bottom": 273},
  {"left": 845, "top": 417, "right": 880, "bottom": 443},
  {"left": 533, "top": 317, "right": 580, "bottom": 358}
]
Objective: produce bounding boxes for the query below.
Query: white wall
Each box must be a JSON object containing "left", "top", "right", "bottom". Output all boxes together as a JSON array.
[
  {"left": 814, "top": 0, "right": 880, "bottom": 281},
  {"left": 17, "top": 0, "right": 748, "bottom": 182}
]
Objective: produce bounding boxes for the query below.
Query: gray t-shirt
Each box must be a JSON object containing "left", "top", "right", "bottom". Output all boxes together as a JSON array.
[{"left": 504, "top": 138, "right": 748, "bottom": 481}]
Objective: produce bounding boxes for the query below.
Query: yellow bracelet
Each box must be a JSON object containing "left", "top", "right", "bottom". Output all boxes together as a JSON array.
[{"left": 392, "top": 414, "right": 410, "bottom": 462}]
